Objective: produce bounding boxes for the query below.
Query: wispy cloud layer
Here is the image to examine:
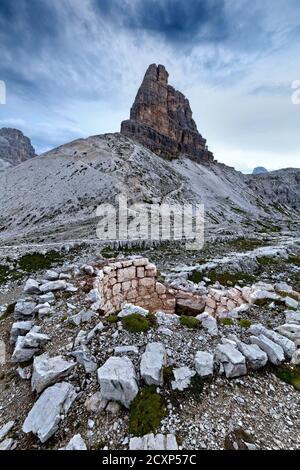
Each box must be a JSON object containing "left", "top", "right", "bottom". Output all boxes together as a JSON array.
[{"left": 0, "top": 0, "right": 299, "bottom": 171}]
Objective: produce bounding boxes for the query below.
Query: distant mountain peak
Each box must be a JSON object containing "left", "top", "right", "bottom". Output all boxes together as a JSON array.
[
  {"left": 0, "top": 127, "right": 36, "bottom": 170},
  {"left": 121, "top": 64, "right": 214, "bottom": 163},
  {"left": 252, "top": 166, "right": 268, "bottom": 175}
]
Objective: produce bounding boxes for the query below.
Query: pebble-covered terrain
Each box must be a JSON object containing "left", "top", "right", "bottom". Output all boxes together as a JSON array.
[{"left": 0, "top": 234, "right": 300, "bottom": 451}]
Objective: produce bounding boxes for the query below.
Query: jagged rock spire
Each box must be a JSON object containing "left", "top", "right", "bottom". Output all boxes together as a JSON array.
[{"left": 121, "top": 64, "right": 214, "bottom": 162}]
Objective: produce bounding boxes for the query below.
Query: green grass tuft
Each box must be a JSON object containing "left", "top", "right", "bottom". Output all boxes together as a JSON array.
[
  {"left": 218, "top": 317, "right": 234, "bottom": 326},
  {"left": 238, "top": 319, "right": 252, "bottom": 329},
  {"left": 106, "top": 314, "right": 119, "bottom": 324},
  {"left": 163, "top": 366, "right": 175, "bottom": 384},
  {"left": 275, "top": 364, "right": 300, "bottom": 391},
  {"left": 122, "top": 313, "right": 150, "bottom": 333},
  {"left": 129, "top": 386, "right": 166, "bottom": 437},
  {"left": 180, "top": 315, "right": 199, "bottom": 329},
  {"left": 19, "top": 251, "right": 62, "bottom": 272}
]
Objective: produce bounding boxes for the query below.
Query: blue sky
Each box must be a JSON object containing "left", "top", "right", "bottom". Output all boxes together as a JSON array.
[{"left": 0, "top": 0, "right": 300, "bottom": 173}]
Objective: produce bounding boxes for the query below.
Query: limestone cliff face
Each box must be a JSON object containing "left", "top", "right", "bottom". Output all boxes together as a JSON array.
[
  {"left": 0, "top": 128, "right": 36, "bottom": 169},
  {"left": 121, "top": 64, "right": 214, "bottom": 162}
]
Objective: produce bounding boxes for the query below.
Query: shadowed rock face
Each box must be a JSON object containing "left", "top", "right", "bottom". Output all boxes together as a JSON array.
[
  {"left": 0, "top": 128, "right": 36, "bottom": 169},
  {"left": 121, "top": 64, "right": 214, "bottom": 163}
]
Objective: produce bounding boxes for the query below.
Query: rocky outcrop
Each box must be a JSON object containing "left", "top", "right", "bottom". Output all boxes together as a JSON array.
[
  {"left": 121, "top": 64, "right": 214, "bottom": 163},
  {"left": 0, "top": 128, "right": 36, "bottom": 169}
]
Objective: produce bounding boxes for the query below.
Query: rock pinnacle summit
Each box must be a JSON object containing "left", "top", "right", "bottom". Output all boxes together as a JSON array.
[{"left": 121, "top": 64, "right": 214, "bottom": 163}]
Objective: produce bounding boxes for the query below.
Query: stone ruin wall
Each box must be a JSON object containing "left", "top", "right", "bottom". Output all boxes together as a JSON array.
[
  {"left": 94, "top": 258, "right": 176, "bottom": 315},
  {"left": 93, "top": 257, "right": 209, "bottom": 317}
]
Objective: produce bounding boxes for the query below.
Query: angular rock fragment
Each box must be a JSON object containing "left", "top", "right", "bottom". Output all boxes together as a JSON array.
[
  {"left": 24, "top": 279, "right": 40, "bottom": 295},
  {"left": 71, "top": 346, "right": 97, "bottom": 373},
  {"left": 38, "top": 292, "right": 55, "bottom": 305},
  {"left": 285, "top": 310, "right": 300, "bottom": 324},
  {"left": 22, "top": 382, "right": 77, "bottom": 443},
  {"left": 291, "top": 349, "right": 300, "bottom": 365},
  {"left": 39, "top": 280, "right": 67, "bottom": 293},
  {"left": 195, "top": 351, "right": 214, "bottom": 378},
  {"left": 215, "top": 343, "right": 247, "bottom": 378},
  {"left": 250, "top": 290, "right": 279, "bottom": 305},
  {"left": 44, "top": 270, "right": 59, "bottom": 281},
  {"left": 0, "top": 438, "right": 16, "bottom": 450},
  {"left": 249, "top": 324, "right": 296, "bottom": 358},
  {"left": 97, "top": 356, "right": 138, "bottom": 408},
  {"left": 11, "top": 327, "right": 50, "bottom": 363},
  {"left": 285, "top": 297, "right": 298, "bottom": 310},
  {"left": 196, "top": 313, "right": 218, "bottom": 336},
  {"left": 129, "top": 433, "right": 178, "bottom": 450},
  {"left": 68, "top": 309, "right": 96, "bottom": 326},
  {"left": 155, "top": 311, "right": 180, "bottom": 326},
  {"left": 117, "top": 304, "right": 149, "bottom": 318},
  {"left": 60, "top": 434, "right": 87, "bottom": 450},
  {"left": 14, "top": 300, "right": 37, "bottom": 320},
  {"left": 171, "top": 366, "right": 196, "bottom": 391},
  {"left": 31, "top": 353, "right": 76, "bottom": 393},
  {"left": 140, "top": 342, "right": 167, "bottom": 386},
  {"left": 275, "top": 324, "right": 300, "bottom": 346},
  {"left": 229, "top": 337, "right": 268, "bottom": 370},
  {"left": 114, "top": 345, "right": 139, "bottom": 355},
  {"left": 249, "top": 335, "right": 285, "bottom": 365},
  {"left": 10, "top": 320, "right": 35, "bottom": 344},
  {"left": 0, "top": 421, "right": 14, "bottom": 441}
]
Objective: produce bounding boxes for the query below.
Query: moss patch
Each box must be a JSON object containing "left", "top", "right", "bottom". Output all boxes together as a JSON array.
[
  {"left": 19, "top": 251, "right": 62, "bottom": 272},
  {"left": 180, "top": 315, "right": 199, "bottom": 329},
  {"left": 122, "top": 313, "right": 150, "bottom": 333},
  {"left": 275, "top": 364, "right": 300, "bottom": 391},
  {"left": 129, "top": 386, "right": 166, "bottom": 437},
  {"left": 188, "top": 269, "right": 255, "bottom": 286},
  {"left": 218, "top": 317, "right": 234, "bottom": 326},
  {"left": 100, "top": 247, "right": 119, "bottom": 259},
  {"left": 163, "top": 366, "right": 175, "bottom": 385},
  {"left": 238, "top": 319, "right": 252, "bottom": 329},
  {"left": 106, "top": 314, "right": 119, "bottom": 324}
]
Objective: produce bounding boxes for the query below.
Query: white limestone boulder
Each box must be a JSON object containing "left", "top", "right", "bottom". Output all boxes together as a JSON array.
[
  {"left": 31, "top": 353, "right": 76, "bottom": 393},
  {"left": 39, "top": 280, "right": 67, "bottom": 293},
  {"left": 275, "top": 323, "right": 300, "bottom": 346},
  {"left": 291, "top": 349, "right": 300, "bottom": 365},
  {"left": 129, "top": 433, "right": 178, "bottom": 450},
  {"left": 155, "top": 311, "right": 180, "bottom": 326},
  {"left": 68, "top": 309, "right": 96, "bottom": 326},
  {"left": 10, "top": 321, "right": 35, "bottom": 344},
  {"left": 196, "top": 313, "right": 218, "bottom": 336},
  {"left": 140, "top": 342, "right": 167, "bottom": 386},
  {"left": 249, "top": 323, "right": 296, "bottom": 359},
  {"left": 60, "top": 434, "right": 87, "bottom": 450},
  {"left": 284, "top": 297, "right": 298, "bottom": 310},
  {"left": 97, "top": 356, "right": 138, "bottom": 408},
  {"left": 24, "top": 279, "right": 40, "bottom": 295},
  {"left": 229, "top": 337, "right": 268, "bottom": 370},
  {"left": 44, "top": 270, "right": 59, "bottom": 281},
  {"left": 22, "top": 382, "right": 77, "bottom": 443},
  {"left": 286, "top": 310, "right": 300, "bottom": 324},
  {"left": 249, "top": 335, "right": 285, "bottom": 365},
  {"left": 215, "top": 343, "right": 247, "bottom": 378},
  {"left": 195, "top": 351, "right": 214, "bottom": 378},
  {"left": 118, "top": 304, "right": 149, "bottom": 319},
  {"left": 171, "top": 366, "right": 196, "bottom": 391},
  {"left": 14, "top": 300, "right": 37, "bottom": 320}
]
